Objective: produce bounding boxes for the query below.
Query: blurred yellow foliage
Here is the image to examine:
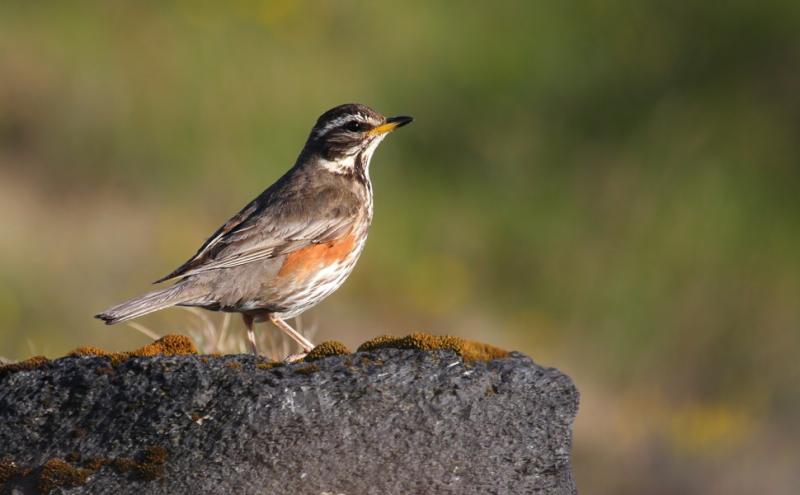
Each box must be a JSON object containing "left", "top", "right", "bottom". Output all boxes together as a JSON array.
[{"left": 667, "top": 403, "right": 755, "bottom": 457}]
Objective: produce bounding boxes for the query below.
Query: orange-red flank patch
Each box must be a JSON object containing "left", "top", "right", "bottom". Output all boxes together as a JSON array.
[{"left": 277, "top": 233, "right": 357, "bottom": 279}]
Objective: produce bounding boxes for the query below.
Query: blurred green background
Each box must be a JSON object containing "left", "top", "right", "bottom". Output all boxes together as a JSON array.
[{"left": 1, "top": 1, "right": 799, "bottom": 493}]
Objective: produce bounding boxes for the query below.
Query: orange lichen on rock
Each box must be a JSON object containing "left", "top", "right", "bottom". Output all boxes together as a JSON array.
[
  {"left": 68, "top": 346, "right": 115, "bottom": 357},
  {"left": 133, "top": 445, "right": 167, "bottom": 481},
  {"left": 1, "top": 445, "right": 169, "bottom": 493},
  {"left": 36, "top": 459, "right": 92, "bottom": 493},
  {"left": 68, "top": 347, "right": 127, "bottom": 365},
  {"left": 72, "top": 446, "right": 166, "bottom": 482},
  {"left": 294, "top": 364, "right": 320, "bottom": 375},
  {"left": 110, "top": 457, "right": 136, "bottom": 474},
  {"left": 0, "top": 459, "right": 30, "bottom": 487},
  {"left": 256, "top": 362, "right": 282, "bottom": 370},
  {"left": 67, "top": 334, "right": 197, "bottom": 365},
  {"left": 129, "top": 334, "right": 197, "bottom": 357},
  {"left": 304, "top": 341, "right": 352, "bottom": 362},
  {"left": 81, "top": 457, "right": 107, "bottom": 471},
  {"left": 357, "top": 332, "right": 508, "bottom": 362},
  {"left": 0, "top": 355, "right": 49, "bottom": 376}
]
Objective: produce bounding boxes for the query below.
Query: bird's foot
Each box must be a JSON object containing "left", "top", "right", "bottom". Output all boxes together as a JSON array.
[{"left": 284, "top": 352, "right": 308, "bottom": 363}]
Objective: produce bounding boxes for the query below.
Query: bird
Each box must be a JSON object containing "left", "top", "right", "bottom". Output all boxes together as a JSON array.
[{"left": 96, "top": 103, "right": 412, "bottom": 359}]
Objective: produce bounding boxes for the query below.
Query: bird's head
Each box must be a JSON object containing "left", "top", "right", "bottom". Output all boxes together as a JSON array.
[{"left": 302, "top": 103, "right": 413, "bottom": 176}]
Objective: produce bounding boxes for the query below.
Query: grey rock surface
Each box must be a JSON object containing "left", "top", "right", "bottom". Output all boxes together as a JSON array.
[{"left": 0, "top": 348, "right": 579, "bottom": 494}]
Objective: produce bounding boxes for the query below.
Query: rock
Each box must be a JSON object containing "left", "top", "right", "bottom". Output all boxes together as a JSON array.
[{"left": 0, "top": 337, "right": 579, "bottom": 494}]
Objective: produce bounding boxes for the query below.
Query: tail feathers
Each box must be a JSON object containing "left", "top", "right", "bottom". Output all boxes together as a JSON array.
[{"left": 95, "top": 283, "right": 203, "bottom": 325}]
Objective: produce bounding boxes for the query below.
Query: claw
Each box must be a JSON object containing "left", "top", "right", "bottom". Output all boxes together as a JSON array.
[{"left": 284, "top": 352, "right": 308, "bottom": 363}]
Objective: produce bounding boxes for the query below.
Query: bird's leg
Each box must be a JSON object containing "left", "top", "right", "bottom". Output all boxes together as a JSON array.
[
  {"left": 242, "top": 314, "right": 259, "bottom": 356},
  {"left": 268, "top": 314, "right": 315, "bottom": 356}
]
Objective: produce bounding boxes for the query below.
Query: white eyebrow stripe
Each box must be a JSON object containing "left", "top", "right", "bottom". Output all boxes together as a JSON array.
[{"left": 314, "top": 113, "right": 374, "bottom": 137}]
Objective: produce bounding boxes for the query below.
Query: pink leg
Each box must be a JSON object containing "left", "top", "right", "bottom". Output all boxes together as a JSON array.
[
  {"left": 268, "top": 314, "right": 314, "bottom": 352},
  {"left": 242, "top": 314, "right": 258, "bottom": 356}
]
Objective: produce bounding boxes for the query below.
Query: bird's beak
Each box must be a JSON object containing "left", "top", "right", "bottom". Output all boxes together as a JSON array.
[{"left": 368, "top": 115, "right": 414, "bottom": 136}]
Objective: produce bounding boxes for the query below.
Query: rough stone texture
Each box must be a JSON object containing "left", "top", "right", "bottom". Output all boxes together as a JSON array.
[{"left": 0, "top": 349, "right": 579, "bottom": 494}]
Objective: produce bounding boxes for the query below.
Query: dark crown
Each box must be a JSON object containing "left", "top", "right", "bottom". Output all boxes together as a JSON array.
[{"left": 314, "top": 103, "right": 384, "bottom": 130}]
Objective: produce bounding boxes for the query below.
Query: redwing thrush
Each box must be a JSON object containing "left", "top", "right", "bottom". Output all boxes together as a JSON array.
[{"left": 97, "top": 103, "right": 412, "bottom": 358}]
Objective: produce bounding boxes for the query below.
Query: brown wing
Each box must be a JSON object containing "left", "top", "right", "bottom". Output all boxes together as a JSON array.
[{"left": 155, "top": 178, "right": 362, "bottom": 283}]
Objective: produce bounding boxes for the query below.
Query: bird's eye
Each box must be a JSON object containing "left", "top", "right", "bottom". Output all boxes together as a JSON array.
[{"left": 344, "top": 121, "right": 368, "bottom": 132}]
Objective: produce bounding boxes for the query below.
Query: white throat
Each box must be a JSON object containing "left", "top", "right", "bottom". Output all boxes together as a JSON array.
[
  {"left": 318, "top": 134, "right": 386, "bottom": 178},
  {"left": 318, "top": 154, "right": 357, "bottom": 175}
]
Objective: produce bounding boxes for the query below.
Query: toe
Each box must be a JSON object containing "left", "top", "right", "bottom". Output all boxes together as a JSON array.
[{"left": 284, "top": 352, "right": 308, "bottom": 363}]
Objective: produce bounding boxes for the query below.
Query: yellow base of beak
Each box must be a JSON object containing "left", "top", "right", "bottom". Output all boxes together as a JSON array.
[{"left": 368, "top": 122, "right": 401, "bottom": 136}]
